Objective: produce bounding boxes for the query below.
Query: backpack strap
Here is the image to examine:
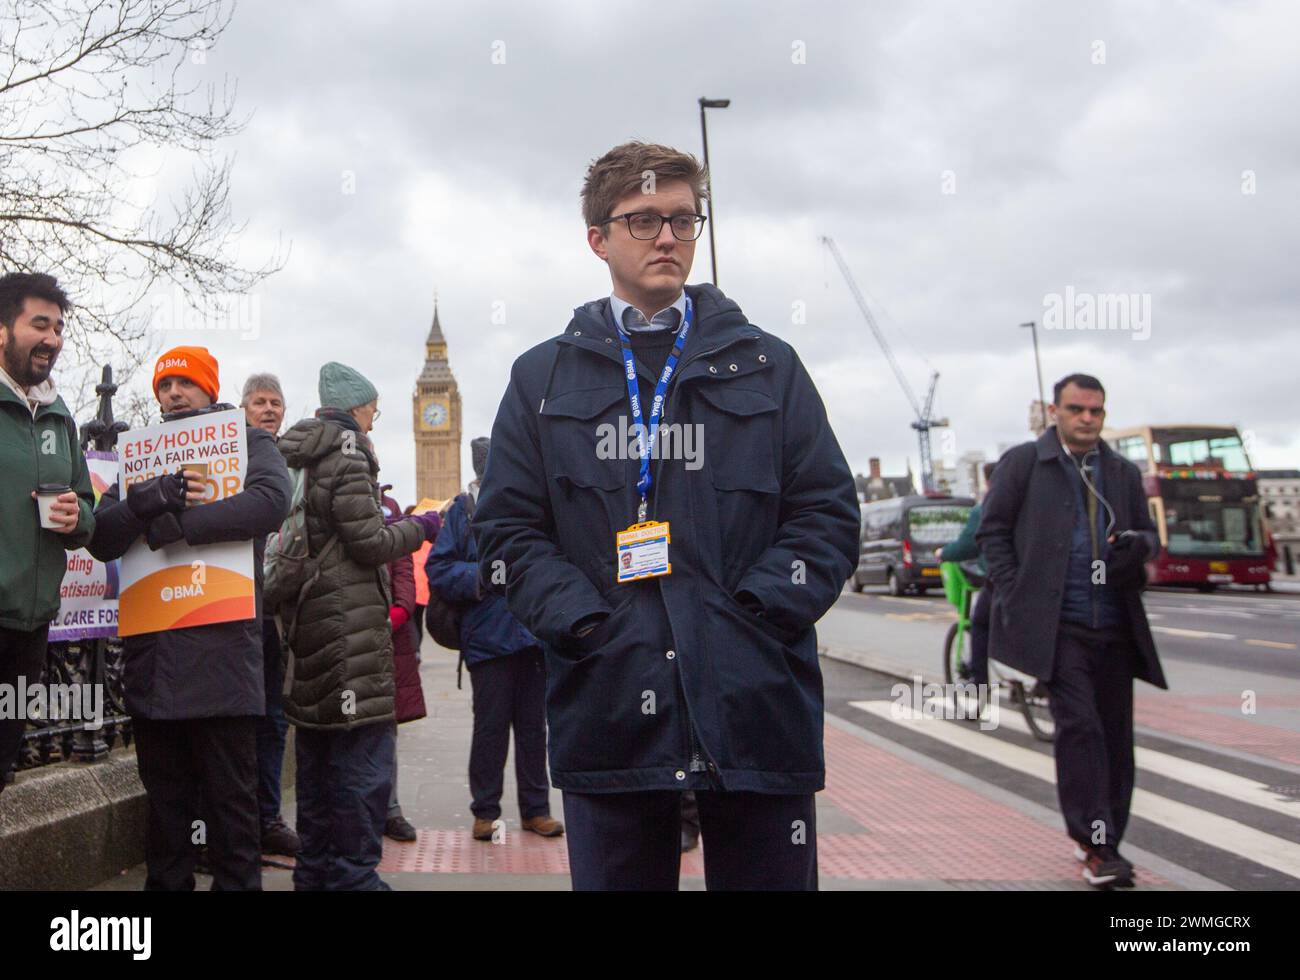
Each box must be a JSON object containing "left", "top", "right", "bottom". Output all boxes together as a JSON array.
[
  {"left": 283, "top": 534, "right": 340, "bottom": 647},
  {"left": 280, "top": 461, "right": 340, "bottom": 648}
]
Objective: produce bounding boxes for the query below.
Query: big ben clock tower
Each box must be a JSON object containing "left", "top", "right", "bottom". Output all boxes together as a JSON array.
[{"left": 413, "top": 296, "right": 462, "bottom": 501}]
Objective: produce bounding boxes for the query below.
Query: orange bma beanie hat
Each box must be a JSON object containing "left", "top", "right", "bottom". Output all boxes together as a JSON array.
[{"left": 153, "top": 346, "right": 220, "bottom": 403}]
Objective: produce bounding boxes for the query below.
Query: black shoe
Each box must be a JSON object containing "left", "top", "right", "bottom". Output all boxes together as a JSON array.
[
  {"left": 385, "top": 814, "right": 418, "bottom": 842},
  {"left": 261, "top": 817, "right": 302, "bottom": 855},
  {"left": 1112, "top": 848, "right": 1136, "bottom": 886},
  {"left": 1075, "top": 842, "right": 1136, "bottom": 884},
  {"left": 1081, "top": 844, "right": 1133, "bottom": 887}
]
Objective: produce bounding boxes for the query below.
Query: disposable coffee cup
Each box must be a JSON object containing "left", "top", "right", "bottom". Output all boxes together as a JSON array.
[
  {"left": 36, "top": 483, "right": 72, "bottom": 530},
  {"left": 181, "top": 463, "right": 209, "bottom": 506}
]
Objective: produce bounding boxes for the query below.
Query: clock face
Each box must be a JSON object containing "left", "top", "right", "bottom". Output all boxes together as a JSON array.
[{"left": 422, "top": 401, "right": 448, "bottom": 428}]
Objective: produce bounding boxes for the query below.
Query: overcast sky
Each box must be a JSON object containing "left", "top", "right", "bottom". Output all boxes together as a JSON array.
[{"left": 120, "top": 0, "right": 1299, "bottom": 504}]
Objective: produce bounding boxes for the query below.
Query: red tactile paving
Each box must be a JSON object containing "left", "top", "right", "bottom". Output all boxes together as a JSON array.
[
  {"left": 821, "top": 726, "right": 1164, "bottom": 883},
  {"left": 1135, "top": 695, "right": 1300, "bottom": 766},
  {"left": 373, "top": 723, "right": 1164, "bottom": 885},
  {"left": 378, "top": 830, "right": 572, "bottom": 875},
  {"left": 376, "top": 829, "right": 711, "bottom": 878}
]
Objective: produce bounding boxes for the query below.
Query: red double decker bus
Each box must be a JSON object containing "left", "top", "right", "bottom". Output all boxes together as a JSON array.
[{"left": 1102, "top": 424, "right": 1271, "bottom": 589}]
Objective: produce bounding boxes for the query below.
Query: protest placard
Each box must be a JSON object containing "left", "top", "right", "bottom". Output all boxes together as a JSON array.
[
  {"left": 116, "top": 408, "right": 254, "bottom": 637},
  {"left": 49, "top": 451, "right": 121, "bottom": 641}
]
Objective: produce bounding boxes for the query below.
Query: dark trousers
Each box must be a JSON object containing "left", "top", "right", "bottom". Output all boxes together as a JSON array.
[
  {"left": 1045, "top": 624, "right": 1136, "bottom": 850},
  {"left": 969, "top": 586, "right": 991, "bottom": 687},
  {"left": 562, "top": 789, "right": 818, "bottom": 890},
  {"left": 412, "top": 604, "right": 425, "bottom": 649},
  {"left": 293, "top": 721, "right": 395, "bottom": 891},
  {"left": 132, "top": 715, "right": 261, "bottom": 891},
  {"left": 388, "top": 726, "right": 402, "bottom": 818},
  {"left": 0, "top": 623, "right": 48, "bottom": 791},
  {"left": 255, "top": 617, "right": 288, "bottom": 825},
  {"left": 681, "top": 790, "right": 700, "bottom": 837},
  {"left": 467, "top": 649, "right": 550, "bottom": 821}
]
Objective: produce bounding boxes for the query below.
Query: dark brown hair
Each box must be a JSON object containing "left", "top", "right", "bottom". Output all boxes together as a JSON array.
[
  {"left": 0, "top": 272, "right": 69, "bottom": 330},
  {"left": 581, "top": 141, "right": 709, "bottom": 229}
]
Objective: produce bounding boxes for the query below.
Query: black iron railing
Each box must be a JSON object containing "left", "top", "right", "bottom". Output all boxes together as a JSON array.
[{"left": 18, "top": 638, "right": 132, "bottom": 769}]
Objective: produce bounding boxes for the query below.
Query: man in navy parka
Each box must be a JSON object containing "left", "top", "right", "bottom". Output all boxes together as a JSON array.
[{"left": 474, "top": 141, "right": 859, "bottom": 890}]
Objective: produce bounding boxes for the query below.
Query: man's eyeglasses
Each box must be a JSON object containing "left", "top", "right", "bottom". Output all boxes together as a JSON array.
[
  {"left": 601, "top": 211, "right": 707, "bottom": 241},
  {"left": 1061, "top": 404, "right": 1106, "bottom": 418}
]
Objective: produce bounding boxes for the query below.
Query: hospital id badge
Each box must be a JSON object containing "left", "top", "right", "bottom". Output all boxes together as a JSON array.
[{"left": 616, "top": 521, "right": 671, "bottom": 584}]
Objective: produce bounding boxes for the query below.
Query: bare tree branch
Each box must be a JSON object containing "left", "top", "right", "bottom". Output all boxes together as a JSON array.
[{"left": 0, "top": 0, "right": 283, "bottom": 413}]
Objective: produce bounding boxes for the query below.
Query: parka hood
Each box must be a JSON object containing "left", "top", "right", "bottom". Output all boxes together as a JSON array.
[{"left": 278, "top": 415, "right": 375, "bottom": 470}]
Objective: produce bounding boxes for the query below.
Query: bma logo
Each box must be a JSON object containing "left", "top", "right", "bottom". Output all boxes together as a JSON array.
[
  {"left": 155, "top": 357, "right": 189, "bottom": 373},
  {"left": 160, "top": 584, "right": 205, "bottom": 602}
]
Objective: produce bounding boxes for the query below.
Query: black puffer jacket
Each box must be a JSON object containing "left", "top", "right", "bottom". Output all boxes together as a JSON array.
[{"left": 276, "top": 411, "right": 427, "bottom": 729}]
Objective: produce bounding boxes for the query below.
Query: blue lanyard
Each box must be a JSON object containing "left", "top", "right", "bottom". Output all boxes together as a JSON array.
[{"left": 617, "top": 295, "right": 693, "bottom": 522}]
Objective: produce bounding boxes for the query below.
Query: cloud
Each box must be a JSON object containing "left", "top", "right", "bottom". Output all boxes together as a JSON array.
[{"left": 112, "top": 0, "right": 1300, "bottom": 504}]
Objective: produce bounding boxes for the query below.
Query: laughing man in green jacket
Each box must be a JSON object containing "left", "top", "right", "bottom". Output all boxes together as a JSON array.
[{"left": 0, "top": 273, "right": 95, "bottom": 791}]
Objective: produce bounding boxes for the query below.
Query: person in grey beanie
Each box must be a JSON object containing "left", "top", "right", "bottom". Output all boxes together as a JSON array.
[
  {"left": 426, "top": 436, "right": 563, "bottom": 841},
  {"left": 275, "top": 362, "right": 442, "bottom": 889}
]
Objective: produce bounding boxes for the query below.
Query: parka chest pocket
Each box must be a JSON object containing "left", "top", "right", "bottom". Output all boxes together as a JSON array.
[
  {"left": 693, "top": 383, "right": 781, "bottom": 584},
  {"left": 694, "top": 384, "right": 780, "bottom": 494},
  {"left": 540, "top": 385, "right": 630, "bottom": 492},
  {"left": 541, "top": 385, "right": 631, "bottom": 584}
]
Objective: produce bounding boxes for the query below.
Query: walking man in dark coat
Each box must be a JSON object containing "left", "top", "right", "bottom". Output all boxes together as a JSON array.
[
  {"left": 474, "top": 141, "right": 860, "bottom": 890},
  {"left": 977, "top": 373, "right": 1166, "bottom": 888},
  {"left": 90, "top": 346, "right": 292, "bottom": 890}
]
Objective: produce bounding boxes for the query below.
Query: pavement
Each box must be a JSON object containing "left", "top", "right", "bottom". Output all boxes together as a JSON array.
[{"left": 96, "top": 584, "right": 1300, "bottom": 890}]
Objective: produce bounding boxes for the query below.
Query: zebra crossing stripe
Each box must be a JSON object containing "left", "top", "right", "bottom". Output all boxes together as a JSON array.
[
  {"left": 850, "top": 699, "right": 1300, "bottom": 879},
  {"left": 985, "top": 702, "right": 1300, "bottom": 821}
]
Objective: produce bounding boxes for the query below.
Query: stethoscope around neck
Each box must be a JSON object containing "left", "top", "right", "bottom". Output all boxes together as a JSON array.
[{"left": 1058, "top": 433, "right": 1117, "bottom": 540}]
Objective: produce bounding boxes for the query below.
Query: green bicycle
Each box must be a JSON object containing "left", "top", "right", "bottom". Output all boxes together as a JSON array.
[{"left": 940, "top": 561, "right": 1055, "bottom": 742}]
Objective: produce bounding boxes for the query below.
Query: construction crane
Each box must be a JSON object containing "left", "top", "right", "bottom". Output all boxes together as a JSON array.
[{"left": 822, "top": 236, "right": 949, "bottom": 493}]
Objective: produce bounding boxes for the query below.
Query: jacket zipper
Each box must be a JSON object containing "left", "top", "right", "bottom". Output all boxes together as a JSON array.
[
  {"left": 29, "top": 414, "right": 42, "bottom": 623},
  {"left": 653, "top": 337, "right": 759, "bottom": 785}
]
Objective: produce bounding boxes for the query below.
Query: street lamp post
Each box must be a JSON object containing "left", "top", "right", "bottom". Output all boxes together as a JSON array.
[
  {"left": 698, "top": 97, "right": 730, "bottom": 285},
  {"left": 1020, "top": 320, "right": 1047, "bottom": 431}
]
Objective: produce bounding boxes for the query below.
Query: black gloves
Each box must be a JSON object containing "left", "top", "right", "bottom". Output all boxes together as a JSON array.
[
  {"left": 146, "top": 512, "right": 185, "bottom": 551},
  {"left": 127, "top": 472, "right": 188, "bottom": 523},
  {"left": 1106, "top": 531, "right": 1150, "bottom": 588}
]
